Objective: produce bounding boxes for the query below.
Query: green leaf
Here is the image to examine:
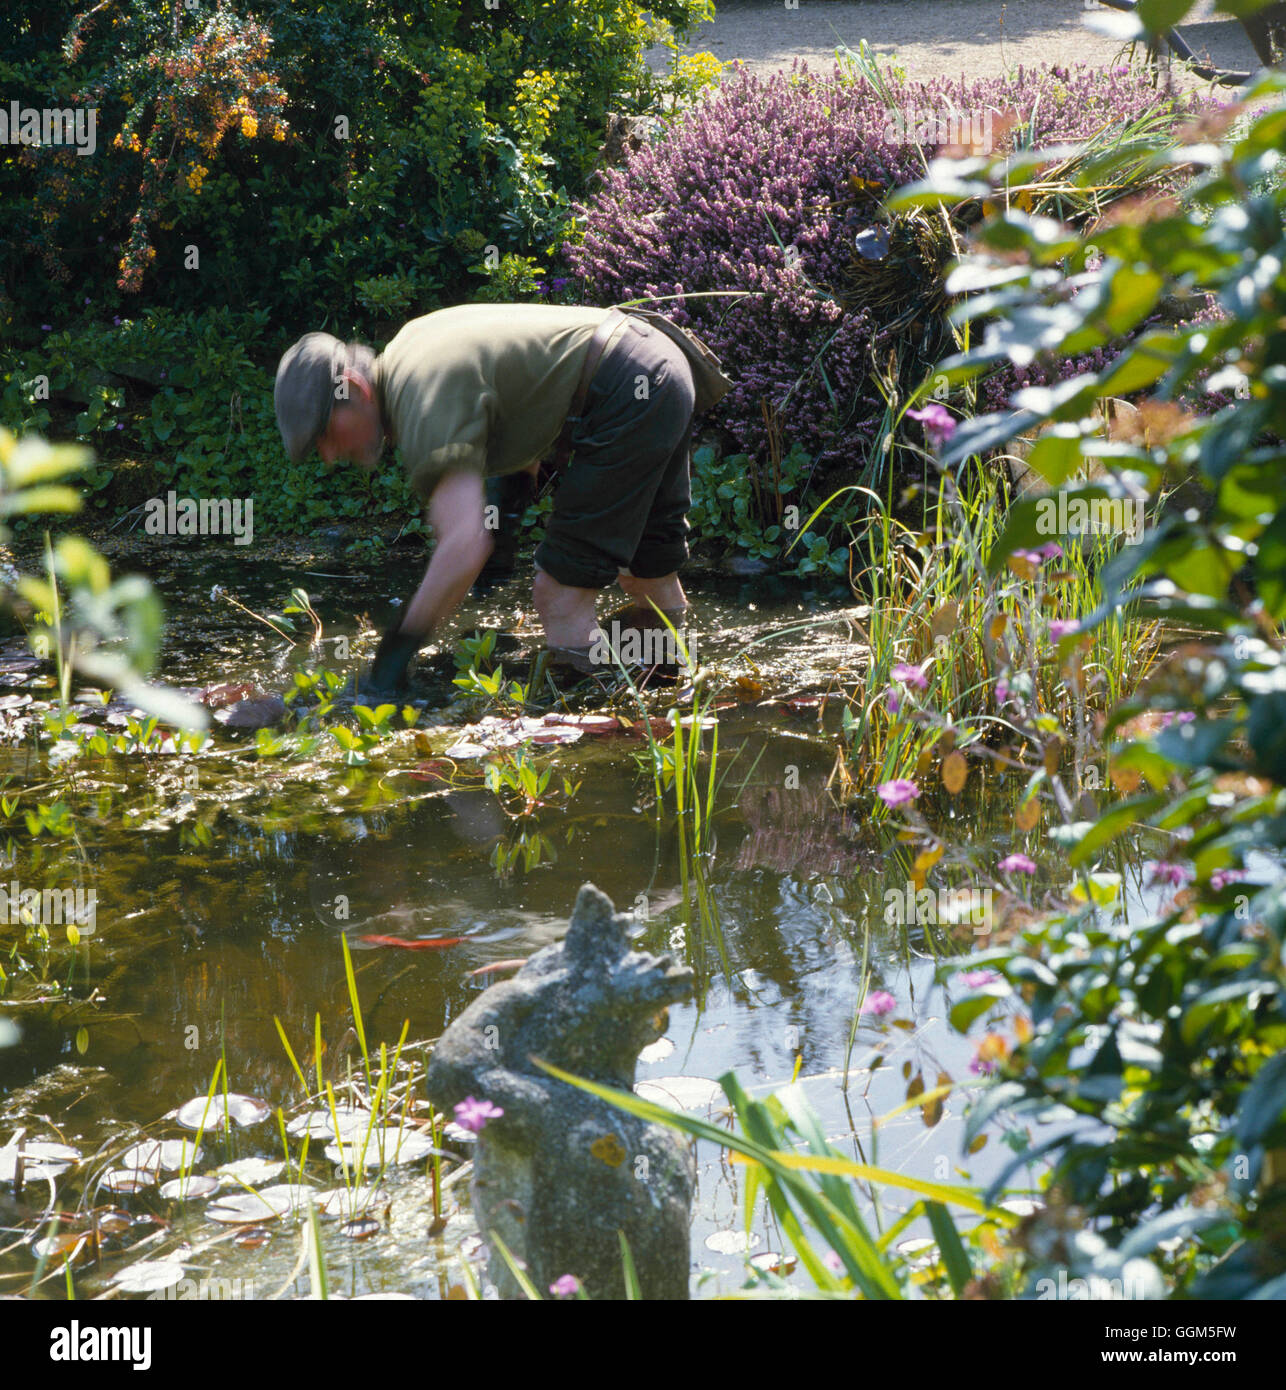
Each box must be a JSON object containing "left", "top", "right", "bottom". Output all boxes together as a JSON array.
[
  {"left": 1254, "top": 508, "right": 1286, "bottom": 620},
  {"left": 1236, "top": 1052, "right": 1286, "bottom": 1150},
  {"left": 1070, "top": 793, "right": 1167, "bottom": 866},
  {"left": 924, "top": 1202, "right": 972, "bottom": 1296}
]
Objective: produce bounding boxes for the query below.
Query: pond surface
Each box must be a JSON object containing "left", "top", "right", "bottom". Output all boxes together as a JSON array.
[{"left": 0, "top": 539, "right": 1163, "bottom": 1299}]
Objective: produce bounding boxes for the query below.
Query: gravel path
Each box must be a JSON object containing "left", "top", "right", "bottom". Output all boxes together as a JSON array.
[{"left": 648, "top": 0, "right": 1258, "bottom": 84}]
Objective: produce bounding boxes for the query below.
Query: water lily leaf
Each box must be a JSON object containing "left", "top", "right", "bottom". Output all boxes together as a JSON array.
[
  {"left": 159, "top": 1175, "right": 219, "bottom": 1201},
  {"left": 32, "top": 1230, "right": 95, "bottom": 1264},
  {"left": 318, "top": 1186, "right": 391, "bottom": 1221},
  {"left": 111, "top": 1259, "right": 186, "bottom": 1293},
  {"left": 638, "top": 1037, "right": 675, "bottom": 1064},
  {"left": 705, "top": 1229, "right": 760, "bottom": 1254},
  {"left": 207, "top": 1183, "right": 309, "bottom": 1224},
  {"left": 175, "top": 1093, "right": 271, "bottom": 1131},
  {"left": 101, "top": 1169, "right": 156, "bottom": 1194},
  {"left": 213, "top": 1158, "right": 283, "bottom": 1187},
  {"left": 287, "top": 1107, "right": 369, "bottom": 1141},
  {"left": 635, "top": 1076, "right": 725, "bottom": 1113},
  {"left": 0, "top": 1140, "right": 80, "bottom": 1183},
  {"left": 119, "top": 1140, "right": 203, "bottom": 1172},
  {"left": 324, "top": 1128, "right": 443, "bottom": 1168}
]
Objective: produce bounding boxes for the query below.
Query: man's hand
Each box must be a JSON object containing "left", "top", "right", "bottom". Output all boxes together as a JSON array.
[{"left": 365, "top": 622, "right": 430, "bottom": 698}]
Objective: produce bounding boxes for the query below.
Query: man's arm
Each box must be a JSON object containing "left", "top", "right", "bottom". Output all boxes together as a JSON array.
[{"left": 399, "top": 469, "right": 493, "bottom": 636}]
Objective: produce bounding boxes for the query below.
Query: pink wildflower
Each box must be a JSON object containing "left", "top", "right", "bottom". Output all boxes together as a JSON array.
[
  {"left": 454, "top": 1096, "right": 504, "bottom": 1133},
  {"left": 998, "top": 853, "right": 1037, "bottom": 875},
  {"left": 907, "top": 403, "right": 957, "bottom": 449},
  {"left": 877, "top": 779, "right": 920, "bottom": 808},
  {"left": 961, "top": 969, "right": 1000, "bottom": 988}
]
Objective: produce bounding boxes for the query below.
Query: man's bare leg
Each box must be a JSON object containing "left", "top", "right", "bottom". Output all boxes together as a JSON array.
[
  {"left": 616, "top": 570, "right": 687, "bottom": 613},
  {"left": 533, "top": 565, "right": 600, "bottom": 648}
]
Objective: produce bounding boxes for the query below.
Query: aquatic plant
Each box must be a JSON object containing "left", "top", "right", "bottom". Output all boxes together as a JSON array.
[{"left": 901, "top": 16, "right": 1286, "bottom": 1295}]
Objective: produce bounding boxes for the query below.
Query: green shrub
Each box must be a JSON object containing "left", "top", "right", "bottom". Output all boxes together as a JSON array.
[{"left": 2, "top": 0, "right": 713, "bottom": 338}]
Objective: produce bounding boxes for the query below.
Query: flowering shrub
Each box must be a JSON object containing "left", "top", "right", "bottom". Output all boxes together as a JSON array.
[
  {"left": 569, "top": 61, "right": 1200, "bottom": 469},
  {"left": 2, "top": 0, "right": 712, "bottom": 336}
]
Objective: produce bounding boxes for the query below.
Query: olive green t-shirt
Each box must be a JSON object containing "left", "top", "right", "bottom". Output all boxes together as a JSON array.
[{"left": 375, "top": 303, "right": 615, "bottom": 501}]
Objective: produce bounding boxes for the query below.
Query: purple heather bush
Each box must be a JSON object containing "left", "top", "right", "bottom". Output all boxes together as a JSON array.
[{"left": 570, "top": 61, "right": 1199, "bottom": 468}]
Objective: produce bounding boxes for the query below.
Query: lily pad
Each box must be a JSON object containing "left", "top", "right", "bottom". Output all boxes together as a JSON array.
[
  {"left": 101, "top": 1169, "right": 156, "bottom": 1195},
  {"left": 340, "top": 1217, "right": 382, "bottom": 1240},
  {"left": 207, "top": 1183, "right": 309, "bottom": 1224},
  {"left": 750, "top": 1251, "right": 797, "bottom": 1276},
  {"left": 159, "top": 1175, "right": 220, "bottom": 1202},
  {"left": 112, "top": 1259, "right": 187, "bottom": 1293},
  {"left": 896, "top": 1237, "right": 938, "bottom": 1270},
  {"left": 213, "top": 1157, "right": 283, "bottom": 1187},
  {"left": 175, "top": 1093, "right": 271, "bottom": 1131},
  {"left": 0, "top": 1140, "right": 80, "bottom": 1183},
  {"left": 637, "top": 1037, "right": 675, "bottom": 1064},
  {"left": 317, "top": 1186, "right": 391, "bottom": 1221},
  {"left": 287, "top": 1107, "right": 369, "bottom": 1141},
  {"left": 635, "top": 1076, "right": 725, "bottom": 1114},
  {"left": 119, "top": 1140, "right": 203, "bottom": 1173},
  {"left": 705, "top": 1229, "right": 760, "bottom": 1254},
  {"left": 32, "top": 1231, "right": 95, "bottom": 1264},
  {"left": 324, "top": 1128, "right": 443, "bottom": 1169}
]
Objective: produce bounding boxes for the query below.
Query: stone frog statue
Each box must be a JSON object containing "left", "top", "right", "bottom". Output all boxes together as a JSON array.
[{"left": 425, "top": 882, "right": 695, "bottom": 1300}]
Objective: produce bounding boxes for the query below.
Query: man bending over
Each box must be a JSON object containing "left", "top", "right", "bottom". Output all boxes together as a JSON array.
[{"left": 274, "top": 302, "right": 729, "bottom": 693}]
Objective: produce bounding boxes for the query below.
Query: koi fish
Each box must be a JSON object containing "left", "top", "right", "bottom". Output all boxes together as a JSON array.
[
  {"left": 359, "top": 934, "right": 469, "bottom": 950},
  {"left": 468, "top": 958, "right": 529, "bottom": 978}
]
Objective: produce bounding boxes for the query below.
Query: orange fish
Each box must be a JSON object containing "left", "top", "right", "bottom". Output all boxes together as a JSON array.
[{"left": 360, "top": 935, "right": 468, "bottom": 950}]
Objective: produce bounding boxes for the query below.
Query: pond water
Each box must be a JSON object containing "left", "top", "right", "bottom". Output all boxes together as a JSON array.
[{"left": 0, "top": 539, "right": 1164, "bottom": 1299}]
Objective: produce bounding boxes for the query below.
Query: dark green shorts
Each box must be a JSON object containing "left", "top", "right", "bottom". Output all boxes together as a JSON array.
[{"left": 534, "top": 317, "right": 696, "bottom": 589}]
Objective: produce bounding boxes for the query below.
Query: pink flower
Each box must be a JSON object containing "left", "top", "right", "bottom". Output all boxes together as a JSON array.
[
  {"left": 1210, "top": 869, "right": 1245, "bottom": 891},
  {"left": 454, "top": 1096, "right": 504, "bottom": 1133},
  {"left": 969, "top": 1055, "right": 998, "bottom": 1076},
  {"left": 907, "top": 404, "right": 957, "bottom": 449},
  {"left": 824, "top": 1251, "right": 844, "bottom": 1273},
  {"left": 1039, "top": 542, "right": 1063, "bottom": 561},
  {"left": 1150, "top": 862, "right": 1189, "bottom": 888},
  {"left": 1014, "top": 549, "right": 1044, "bottom": 566},
  {"left": 998, "top": 853, "right": 1037, "bottom": 875},
  {"left": 1158, "top": 710, "right": 1195, "bottom": 728},
  {"left": 995, "top": 679, "right": 1011, "bottom": 704},
  {"left": 887, "top": 690, "right": 902, "bottom": 715},
  {"left": 549, "top": 1274, "right": 581, "bottom": 1297},
  {"left": 1049, "top": 619, "right": 1080, "bottom": 641},
  {"left": 961, "top": 969, "right": 999, "bottom": 988},
  {"left": 891, "top": 662, "right": 928, "bottom": 690},
  {"left": 860, "top": 990, "right": 897, "bottom": 1016},
  {"left": 877, "top": 779, "right": 920, "bottom": 808}
]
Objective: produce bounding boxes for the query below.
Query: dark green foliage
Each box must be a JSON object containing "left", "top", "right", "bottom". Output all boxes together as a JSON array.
[
  {"left": 0, "top": 0, "right": 709, "bottom": 533},
  {"left": 921, "top": 49, "right": 1286, "bottom": 1295}
]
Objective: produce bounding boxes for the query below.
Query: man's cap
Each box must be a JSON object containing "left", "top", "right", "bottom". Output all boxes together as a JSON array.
[{"left": 274, "top": 332, "right": 346, "bottom": 463}]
